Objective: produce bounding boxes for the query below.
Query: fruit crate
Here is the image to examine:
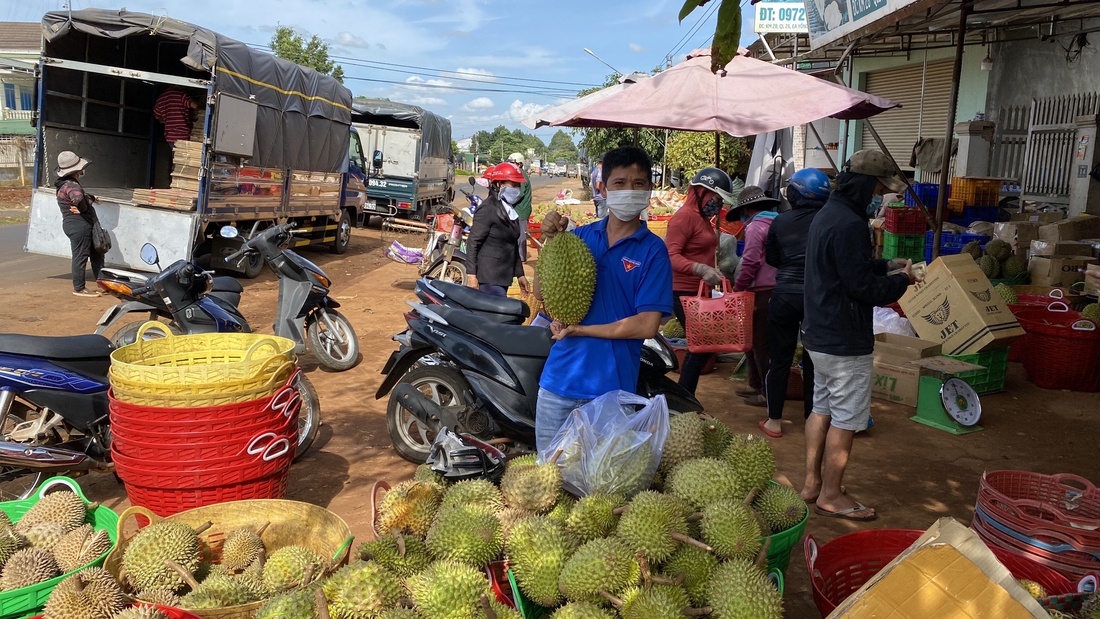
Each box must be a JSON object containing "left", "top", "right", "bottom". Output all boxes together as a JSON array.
[
  {"left": 903, "top": 183, "right": 950, "bottom": 208},
  {"left": 884, "top": 206, "right": 926, "bottom": 234},
  {"left": 946, "top": 347, "right": 1010, "bottom": 395},
  {"left": 882, "top": 231, "right": 925, "bottom": 263},
  {"left": 925, "top": 231, "right": 990, "bottom": 263},
  {"left": 952, "top": 176, "right": 1001, "bottom": 206}
]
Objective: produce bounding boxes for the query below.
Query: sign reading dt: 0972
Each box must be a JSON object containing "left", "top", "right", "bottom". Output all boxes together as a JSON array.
[{"left": 753, "top": 1, "right": 809, "bottom": 33}]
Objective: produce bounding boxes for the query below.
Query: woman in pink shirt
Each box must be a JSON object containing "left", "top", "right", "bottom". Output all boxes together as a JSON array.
[
  {"left": 728, "top": 186, "right": 779, "bottom": 407},
  {"left": 664, "top": 168, "right": 736, "bottom": 395}
]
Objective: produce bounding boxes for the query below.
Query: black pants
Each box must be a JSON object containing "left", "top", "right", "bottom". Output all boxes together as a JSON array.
[
  {"left": 745, "top": 289, "right": 772, "bottom": 392},
  {"left": 764, "top": 293, "right": 815, "bottom": 420},
  {"left": 672, "top": 290, "right": 714, "bottom": 395},
  {"left": 62, "top": 217, "right": 103, "bottom": 292}
]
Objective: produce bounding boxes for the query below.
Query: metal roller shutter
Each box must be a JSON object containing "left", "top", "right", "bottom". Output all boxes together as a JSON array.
[{"left": 861, "top": 60, "right": 953, "bottom": 171}]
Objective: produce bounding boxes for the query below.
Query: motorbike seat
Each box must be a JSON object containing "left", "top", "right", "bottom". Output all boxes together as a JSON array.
[
  {"left": 0, "top": 333, "right": 113, "bottom": 359},
  {"left": 212, "top": 277, "right": 243, "bottom": 294},
  {"left": 433, "top": 306, "right": 552, "bottom": 357},
  {"left": 430, "top": 281, "right": 530, "bottom": 319}
]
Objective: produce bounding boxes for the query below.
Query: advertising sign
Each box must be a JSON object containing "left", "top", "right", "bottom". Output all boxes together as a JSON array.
[
  {"left": 754, "top": 0, "right": 809, "bottom": 33},
  {"left": 806, "top": 0, "right": 936, "bottom": 50}
]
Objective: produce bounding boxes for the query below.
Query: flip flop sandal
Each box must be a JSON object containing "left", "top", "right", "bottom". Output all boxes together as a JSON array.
[
  {"left": 758, "top": 419, "right": 782, "bottom": 438},
  {"left": 814, "top": 502, "right": 878, "bottom": 522}
]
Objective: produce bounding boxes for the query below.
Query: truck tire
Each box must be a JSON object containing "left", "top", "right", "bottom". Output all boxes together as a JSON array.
[
  {"left": 331, "top": 209, "right": 352, "bottom": 254},
  {"left": 242, "top": 252, "right": 265, "bottom": 279}
]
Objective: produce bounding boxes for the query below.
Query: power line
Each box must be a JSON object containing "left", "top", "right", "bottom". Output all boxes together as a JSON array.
[
  {"left": 341, "top": 75, "right": 577, "bottom": 98},
  {"left": 323, "top": 55, "right": 586, "bottom": 94},
  {"left": 662, "top": 1, "right": 721, "bottom": 63}
]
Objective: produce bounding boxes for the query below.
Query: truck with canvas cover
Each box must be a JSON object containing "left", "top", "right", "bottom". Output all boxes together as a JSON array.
[
  {"left": 25, "top": 9, "right": 368, "bottom": 277},
  {"left": 350, "top": 98, "right": 454, "bottom": 221}
]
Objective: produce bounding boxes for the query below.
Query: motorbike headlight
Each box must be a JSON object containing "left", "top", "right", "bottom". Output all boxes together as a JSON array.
[{"left": 644, "top": 337, "right": 675, "bottom": 369}]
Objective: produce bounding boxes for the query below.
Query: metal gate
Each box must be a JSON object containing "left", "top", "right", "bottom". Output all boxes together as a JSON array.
[{"left": 1019, "top": 92, "right": 1100, "bottom": 203}]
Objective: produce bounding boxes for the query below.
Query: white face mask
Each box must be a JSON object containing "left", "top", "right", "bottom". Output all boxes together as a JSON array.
[
  {"left": 606, "top": 190, "right": 651, "bottom": 221},
  {"left": 499, "top": 186, "right": 522, "bottom": 204}
]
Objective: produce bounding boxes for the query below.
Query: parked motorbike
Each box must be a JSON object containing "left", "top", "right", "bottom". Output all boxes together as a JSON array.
[
  {"left": 376, "top": 278, "right": 703, "bottom": 463},
  {"left": 388, "top": 177, "right": 481, "bottom": 285}
]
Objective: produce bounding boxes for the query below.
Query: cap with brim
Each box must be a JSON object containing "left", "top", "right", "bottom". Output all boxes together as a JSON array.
[
  {"left": 725, "top": 185, "right": 779, "bottom": 220},
  {"left": 55, "top": 151, "right": 90, "bottom": 178},
  {"left": 847, "top": 149, "right": 907, "bottom": 193}
]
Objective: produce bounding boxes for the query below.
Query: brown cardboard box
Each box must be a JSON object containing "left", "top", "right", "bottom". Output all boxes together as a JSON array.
[
  {"left": 1010, "top": 211, "right": 1065, "bottom": 223},
  {"left": 1079, "top": 238, "right": 1100, "bottom": 258},
  {"left": 1028, "top": 240, "right": 1097, "bottom": 258},
  {"left": 872, "top": 334, "right": 943, "bottom": 407},
  {"left": 899, "top": 254, "right": 1024, "bottom": 355},
  {"left": 827, "top": 518, "right": 1050, "bottom": 619},
  {"left": 994, "top": 221, "right": 1041, "bottom": 259},
  {"left": 1038, "top": 214, "right": 1100, "bottom": 242},
  {"left": 1028, "top": 256, "right": 1098, "bottom": 287}
]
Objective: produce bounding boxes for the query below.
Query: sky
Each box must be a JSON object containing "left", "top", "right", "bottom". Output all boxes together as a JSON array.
[{"left": 6, "top": 0, "right": 761, "bottom": 144}]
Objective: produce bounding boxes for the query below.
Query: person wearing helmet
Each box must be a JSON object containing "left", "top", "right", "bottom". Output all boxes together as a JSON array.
[
  {"left": 467, "top": 162, "right": 530, "bottom": 297},
  {"left": 508, "top": 154, "right": 534, "bottom": 262},
  {"left": 664, "top": 167, "right": 736, "bottom": 395},
  {"left": 757, "top": 168, "right": 831, "bottom": 438}
]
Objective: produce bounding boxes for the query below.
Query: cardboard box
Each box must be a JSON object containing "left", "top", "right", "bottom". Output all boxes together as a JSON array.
[
  {"left": 1038, "top": 215, "right": 1100, "bottom": 242},
  {"left": 1010, "top": 211, "right": 1066, "bottom": 223},
  {"left": 994, "top": 221, "right": 1041, "bottom": 260},
  {"left": 828, "top": 518, "right": 1049, "bottom": 619},
  {"left": 1028, "top": 256, "right": 1098, "bottom": 287},
  {"left": 1079, "top": 238, "right": 1100, "bottom": 258},
  {"left": 899, "top": 254, "right": 1025, "bottom": 355},
  {"left": 1028, "top": 239, "right": 1097, "bottom": 258},
  {"left": 872, "top": 334, "right": 943, "bottom": 407}
]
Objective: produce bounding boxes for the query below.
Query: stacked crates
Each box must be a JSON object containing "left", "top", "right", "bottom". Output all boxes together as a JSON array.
[{"left": 882, "top": 205, "right": 926, "bottom": 263}]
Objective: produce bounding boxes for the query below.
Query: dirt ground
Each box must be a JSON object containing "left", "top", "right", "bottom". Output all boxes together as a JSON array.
[{"left": 1, "top": 178, "right": 1097, "bottom": 618}]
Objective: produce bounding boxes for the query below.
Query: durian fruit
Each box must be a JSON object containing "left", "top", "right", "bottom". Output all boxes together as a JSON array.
[
  {"left": 752, "top": 484, "right": 808, "bottom": 534},
  {"left": 1079, "top": 592, "right": 1100, "bottom": 619},
  {"left": 547, "top": 494, "right": 576, "bottom": 525},
  {"left": 52, "top": 525, "right": 111, "bottom": 573},
  {"left": 113, "top": 607, "right": 171, "bottom": 619},
  {"left": 24, "top": 522, "right": 65, "bottom": 551},
  {"left": 0, "top": 513, "right": 9, "bottom": 528},
  {"left": 377, "top": 481, "right": 444, "bottom": 538},
  {"left": 557, "top": 538, "right": 640, "bottom": 603},
  {"left": 119, "top": 521, "right": 205, "bottom": 592},
  {"left": 658, "top": 414, "right": 704, "bottom": 475},
  {"left": 615, "top": 491, "right": 699, "bottom": 564},
  {"left": 415, "top": 464, "right": 449, "bottom": 488},
  {"left": 256, "top": 588, "right": 319, "bottom": 619},
  {"left": 381, "top": 608, "right": 422, "bottom": 619},
  {"left": 705, "top": 559, "right": 783, "bottom": 619},
  {"left": 1082, "top": 303, "right": 1100, "bottom": 323},
  {"left": 995, "top": 283, "right": 1019, "bottom": 305},
  {"left": 1016, "top": 579, "right": 1047, "bottom": 599},
  {"left": 1002, "top": 254, "right": 1026, "bottom": 279},
  {"left": 550, "top": 601, "right": 617, "bottom": 619},
  {"left": 425, "top": 505, "right": 503, "bottom": 568},
  {"left": 962, "top": 240, "right": 983, "bottom": 261},
  {"left": 323, "top": 561, "right": 403, "bottom": 619},
  {"left": 439, "top": 480, "right": 504, "bottom": 512},
  {"left": 699, "top": 499, "right": 762, "bottom": 562},
  {"left": 489, "top": 596, "right": 523, "bottom": 619},
  {"left": 235, "top": 552, "right": 269, "bottom": 601},
  {"left": 617, "top": 585, "right": 691, "bottom": 619},
  {"left": 500, "top": 458, "right": 563, "bottom": 514},
  {"left": 137, "top": 588, "right": 183, "bottom": 608},
  {"left": 659, "top": 545, "right": 718, "bottom": 606},
  {"left": 1, "top": 547, "right": 59, "bottom": 590},
  {"left": 588, "top": 434, "right": 654, "bottom": 499},
  {"left": 43, "top": 585, "right": 94, "bottom": 619},
  {"left": 536, "top": 231, "right": 597, "bottom": 325},
  {"left": 721, "top": 434, "right": 775, "bottom": 492},
  {"left": 15, "top": 491, "right": 90, "bottom": 534},
  {"left": 57, "top": 567, "right": 126, "bottom": 618},
  {"left": 262, "top": 545, "right": 327, "bottom": 594},
  {"left": 665, "top": 458, "right": 749, "bottom": 509},
  {"left": 0, "top": 527, "right": 21, "bottom": 566},
  {"left": 700, "top": 418, "right": 734, "bottom": 458},
  {"left": 661, "top": 319, "right": 685, "bottom": 339},
  {"left": 506, "top": 515, "right": 575, "bottom": 607},
  {"left": 566, "top": 493, "right": 625, "bottom": 543},
  {"left": 986, "top": 239, "right": 1013, "bottom": 261},
  {"left": 221, "top": 525, "right": 267, "bottom": 572},
  {"left": 979, "top": 254, "right": 1001, "bottom": 279},
  {"left": 407, "top": 559, "right": 491, "bottom": 619},
  {"left": 182, "top": 573, "right": 256, "bottom": 608},
  {"left": 358, "top": 533, "right": 431, "bottom": 578},
  {"left": 496, "top": 508, "right": 535, "bottom": 539},
  {"left": 507, "top": 454, "right": 538, "bottom": 469}
]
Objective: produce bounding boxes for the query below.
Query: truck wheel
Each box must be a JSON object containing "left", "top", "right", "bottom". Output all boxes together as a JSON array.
[
  {"left": 331, "top": 209, "right": 352, "bottom": 254},
  {"left": 242, "top": 252, "right": 265, "bottom": 279}
]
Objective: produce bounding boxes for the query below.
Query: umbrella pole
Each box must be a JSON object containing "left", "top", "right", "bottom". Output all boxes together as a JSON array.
[
  {"left": 714, "top": 132, "right": 722, "bottom": 245},
  {"left": 865, "top": 120, "right": 936, "bottom": 230},
  {"left": 715, "top": 132, "right": 721, "bottom": 168},
  {"left": 806, "top": 122, "right": 838, "bottom": 172},
  {"left": 932, "top": 0, "right": 970, "bottom": 261},
  {"left": 633, "top": 127, "right": 639, "bottom": 146}
]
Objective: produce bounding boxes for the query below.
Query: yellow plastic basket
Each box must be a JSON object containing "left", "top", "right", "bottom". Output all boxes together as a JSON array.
[
  {"left": 506, "top": 287, "right": 544, "bottom": 326},
  {"left": 110, "top": 363, "right": 297, "bottom": 407},
  {"left": 647, "top": 219, "right": 669, "bottom": 238},
  {"left": 111, "top": 323, "right": 296, "bottom": 385}
]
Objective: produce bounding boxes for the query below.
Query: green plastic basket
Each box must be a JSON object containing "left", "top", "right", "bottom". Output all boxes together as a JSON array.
[
  {"left": 508, "top": 569, "right": 549, "bottom": 619},
  {"left": 882, "top": 231, "right": 925, "bottom": 263},
  {"left": 767, "top": 567, "right": 785, "bottom": 597},
  {"left": 991, "top": 272, "right": 1030, "bottom": 287},
  {"left": 0, "top": 477, "right": 119, "bottom": 619},
  {"left": 761, "top": 482, "right": 810, "bottom": 576},
  {"left": 947, "top": 347, "right": 1010, "bottom": 395}
]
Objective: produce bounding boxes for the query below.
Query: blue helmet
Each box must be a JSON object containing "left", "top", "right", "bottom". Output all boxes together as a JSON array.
[{"left": 788, "top": 168, "right": 832, "bottom": 200}]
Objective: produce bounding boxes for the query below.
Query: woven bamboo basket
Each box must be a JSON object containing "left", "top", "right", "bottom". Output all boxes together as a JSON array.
[{"left": 105, "top": 502, "right": 354, "bottom": 619}]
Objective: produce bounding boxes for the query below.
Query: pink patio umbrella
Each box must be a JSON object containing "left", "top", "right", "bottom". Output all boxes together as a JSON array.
[{"left": 550, "top": 48, "right": 899, "bottom": 136}]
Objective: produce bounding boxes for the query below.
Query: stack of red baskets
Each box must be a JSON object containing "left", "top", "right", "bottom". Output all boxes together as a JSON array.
[
  {"left": 108, "top": 323, "right": 301, "bottom": 516},
  {"left": 973, "top": 470, "right": 1100, "bottom": 580}
]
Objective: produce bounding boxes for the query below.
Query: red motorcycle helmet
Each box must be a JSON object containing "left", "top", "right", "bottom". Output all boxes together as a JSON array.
[{"left": 483, "top": 162, "right": 525, "bottom": 184}]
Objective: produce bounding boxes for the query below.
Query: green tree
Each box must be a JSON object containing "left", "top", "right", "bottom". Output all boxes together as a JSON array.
[
  {"left": 451, "top": 139, "right": 460, "bottom": 158},
  {"left": 665, "top": 131, "right": 750, "bottom": 181},
  {"left": 270, "top": 25, "right": 345, "bottom": 83},
  {"left": 574, "top": 73, "right": 666, "bottom": 165},
  {"left": 548, "top": 130, "right": 579, "bottom": 163},
  {"left": 473, "top": 125, "right": 547, "bottom": 164}
]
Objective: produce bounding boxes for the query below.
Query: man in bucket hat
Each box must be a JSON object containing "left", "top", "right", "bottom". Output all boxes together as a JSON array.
[
  {"left": 54, "top": 150, "right": 103, "bottom": 297},
  {"left": 799, "top": 149, "right": 916, "bottom": 522}
]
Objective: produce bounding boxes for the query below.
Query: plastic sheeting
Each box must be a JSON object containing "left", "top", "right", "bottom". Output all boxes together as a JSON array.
[
  {"left": 41, "top": 9, "right": 352, "bottom": 173},
  {"left": 351, "top": 99, "right": 452, "bottom": 162}
]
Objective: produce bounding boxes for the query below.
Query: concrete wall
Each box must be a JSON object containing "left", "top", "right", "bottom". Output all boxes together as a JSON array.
[{"left": 41, "top": 127, "right": 149, "bottom": 188}]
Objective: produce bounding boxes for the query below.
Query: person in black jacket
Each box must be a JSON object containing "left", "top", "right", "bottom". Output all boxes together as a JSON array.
[
  {"left": 800, "top": 149, "right": 917, "bottom": 522},
  {"left": 54, "top": 150, "right": 103, "bottom": 298},
  {"left": 758, "top": 168, "right": 831, "bottom": 438},
  {"left": 467, "top": 162, "right": 529, "bottom": 297}
]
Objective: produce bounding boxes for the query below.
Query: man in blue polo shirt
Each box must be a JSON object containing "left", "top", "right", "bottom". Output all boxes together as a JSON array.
[{"left": 534, "top": 147, "right": 674, "bottom": 452}]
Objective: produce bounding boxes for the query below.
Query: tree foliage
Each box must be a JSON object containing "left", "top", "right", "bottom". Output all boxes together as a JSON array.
[
  {"left": 451, "top": 139, "right": 460, "bottom": 158},
  {"left": 270, "top": 25, "right": 345, "bottom": 83},
  {"left": 678, "top": 0, "right": 742, "bottom": 73},
  {"left": 472, "top": 125, "right": 547, "bottom": 164},
  {"left": 665, "top": 132, "right": 750, "bottom": 180},
  {"left": 548, "top": 130, "right": 579, "bottom": 163}
]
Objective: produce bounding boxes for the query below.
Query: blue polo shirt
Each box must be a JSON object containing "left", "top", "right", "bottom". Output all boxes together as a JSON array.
[{"left": 539, "top": 218, "right": 674, "bottom": 399}]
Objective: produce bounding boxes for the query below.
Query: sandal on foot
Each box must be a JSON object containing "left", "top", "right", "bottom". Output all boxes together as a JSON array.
[
  {"left": 758, "top": 419, "right": 782, "bottom": 438},
  {"left": 814, "top": 502, "right": 877, "bottom": 522}
]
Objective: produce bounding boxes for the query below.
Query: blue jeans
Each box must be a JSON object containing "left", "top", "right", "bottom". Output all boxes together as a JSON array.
[
  {"left": 535, "top": 387, "right": 592, "bottom": 454},
  {"left": 594, "top": 199, "right": 607, "bottom": 219}
]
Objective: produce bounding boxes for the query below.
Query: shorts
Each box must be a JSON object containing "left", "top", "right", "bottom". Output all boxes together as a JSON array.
[{"left": 806, "top": 350, "right": 873, "bottom": 432}]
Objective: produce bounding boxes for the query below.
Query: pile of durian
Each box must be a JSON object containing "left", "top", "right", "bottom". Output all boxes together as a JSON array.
[
  {"left": 260, "top": 414, "right": 801, "bottom": 619},
  {"left": 0, "top": 490, "right": 108, "bottom": 592}
]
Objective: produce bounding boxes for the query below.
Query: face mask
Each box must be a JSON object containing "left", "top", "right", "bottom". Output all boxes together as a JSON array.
[
  {"left": 499, "top": 187, "right": 522, "bottom": 205},
  {"left": 740, "top": 213, "right": 750, "bottom": 224},
  {"left": 701, "top": 197, "right": 723, "bottom": 218},
  {"left": 606, "top": 190, "right": 651, "bottom": 221},
  {"left": 866, "top": 195, "right": 884, "bottom": 217}
]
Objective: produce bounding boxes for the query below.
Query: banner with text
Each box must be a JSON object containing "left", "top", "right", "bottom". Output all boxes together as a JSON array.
[
  {"left": 806, "top": 0, "right": 933, "bottom": 50},
  {"left": 754, "top": 0, "right": 810, "bottom": 33}
]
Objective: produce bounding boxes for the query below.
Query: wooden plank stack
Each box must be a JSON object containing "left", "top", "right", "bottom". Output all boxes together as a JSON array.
[
  {"left": 131, "top": 188, "right": 198, "bottom": 211},
  {"left": 170, "top": 141, "right": 204, "bottom": 192},
  {"left": 190, "top": 108, "right": 206, "bottom": 142}
]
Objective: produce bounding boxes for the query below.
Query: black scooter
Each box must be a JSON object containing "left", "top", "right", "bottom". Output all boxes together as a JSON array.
[{"left": 376, "top": 278, "right": 702, "bottom": 463}]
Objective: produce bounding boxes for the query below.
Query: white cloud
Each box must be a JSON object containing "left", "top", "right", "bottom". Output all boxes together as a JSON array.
[
  {"left": 461, "top": 97, "right": 495, "bottom": 111},
  {"left": 629, "top": 43, "right": 647, "bottom": 54},
  {"left": 506, "top": 100, "right": 554, "bottom": 122},
  {"left": 333, "top": 32, "right": 369, "bottom": 49},
  {"left": 405, "top": 76, "right": 455, "bottom": 89},
  {"left": 408, "top": 96, "right": 449, "bottom": 107},
  {"left": 455, "top": 67, "right": 497, "bottom": 83}
]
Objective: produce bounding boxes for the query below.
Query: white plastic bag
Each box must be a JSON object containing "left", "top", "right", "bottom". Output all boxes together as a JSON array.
[
  {"left": 539, "top": 390, "right": 669, "bottom": 499},
  {"left": 873, "top": 306, "right": 916, "bottom": 337}
]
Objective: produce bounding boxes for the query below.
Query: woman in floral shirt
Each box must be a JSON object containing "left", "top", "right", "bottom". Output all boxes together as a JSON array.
[{"left": 55, "top": 151, "right": 102, "bottom": 297}]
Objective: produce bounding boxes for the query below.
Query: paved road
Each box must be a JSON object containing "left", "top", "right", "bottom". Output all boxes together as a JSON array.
[{"left": 0, "top": 223, "right": 70, "bottom": 289}]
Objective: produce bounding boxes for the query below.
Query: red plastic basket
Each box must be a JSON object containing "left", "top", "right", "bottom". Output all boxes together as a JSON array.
[
  {"left": 978, "top": 471, "right": 1100, "bottom": 541},
  {"left": 122, "top": 468, "right": 291, "bottom": 517},
  {"left": 972, "top": 510, "right": 1100, "bottom": 578},
  {"left": 29, "top": 605, "right": 203, "bottom": 619},
  {"left": 679, "top": 278, "right": 754, "bottom": 354},
  {"left": 1015, "top": 306, "right": 1100, "bottom": 391},
  {"left": 112, "top": 439, "right": 294, "bottom": 489},
  {"left": 805, "top": 529, "right": 923, "bottom": 617},
  {"left": 110, "top": 404, "right": 297, "bottom": 445},
  {"left": 107, "top": 383, "right": 299, "bottom": 424},
  {"left": 113, "top": 417, "right": 296, "bottom": 462},
  {"left": 884, "top": 206, "right": 926, "bottom": 234}
]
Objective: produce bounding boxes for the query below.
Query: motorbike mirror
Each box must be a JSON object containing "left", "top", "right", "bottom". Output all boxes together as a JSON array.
[
  {"left": 139, "top": 243, "right": 159, "bottom": 266},
  {"left": 219, "top": 225, "right": 240, "bottom": 239},
  {"left": 467, "top": 176, "right": 476, "bottom": 187}
]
